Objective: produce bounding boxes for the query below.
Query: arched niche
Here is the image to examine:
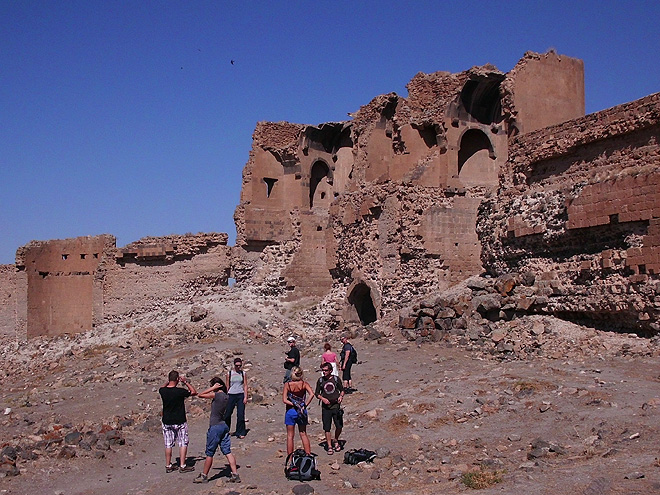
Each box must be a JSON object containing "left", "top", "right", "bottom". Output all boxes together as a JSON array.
[
  {"left": 457, "top": 129, "right": 498, "bottom": 187},
  {"left": 309, "top": 160, "right": 331, "bottom": 208}
]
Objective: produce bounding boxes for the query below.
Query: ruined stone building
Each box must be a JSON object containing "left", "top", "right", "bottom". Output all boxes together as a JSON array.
[
  {"left": 0, "top": 234, "right": 230, "bottom": 338},
  {"left": 1, "top": 50, "right": 658, "bottom": 338}
]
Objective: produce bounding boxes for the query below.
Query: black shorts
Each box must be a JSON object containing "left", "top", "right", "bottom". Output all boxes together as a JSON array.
[{"left": 321, "top": 406, "right": 343, "bottom": 432}]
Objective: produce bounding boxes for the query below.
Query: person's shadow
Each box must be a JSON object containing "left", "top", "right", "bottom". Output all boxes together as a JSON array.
[
  {"left": 207, "top": 463, "right": 240, "bottom": 481},
  {"left": 319, "top": 439, "right": 345, "bottom": 453}
]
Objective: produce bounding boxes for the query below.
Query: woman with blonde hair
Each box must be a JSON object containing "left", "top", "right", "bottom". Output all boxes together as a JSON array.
[{"left": 282, "top": 366, "right": 314, "bottom": 455}]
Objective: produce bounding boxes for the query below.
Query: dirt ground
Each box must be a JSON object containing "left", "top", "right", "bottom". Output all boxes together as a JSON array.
[{"left": 1, "top": 290, "right": 660, "bottom": 495}]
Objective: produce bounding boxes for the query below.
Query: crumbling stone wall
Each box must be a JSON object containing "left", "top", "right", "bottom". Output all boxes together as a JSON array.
[
  {"left": 234, "top": 51, "right": 584, "bottom": 325},
  {"left": 9, "top": 233, "right": 231, "bottom": 338},
  {"left": 0, "top": 265, "right": 26, "bottom": 337},
  {"left": 106, "top": 233, "right": 231, "bottom": 320},
  {"left": 477, "top": 92, "right": 660, "bottom": 335}
]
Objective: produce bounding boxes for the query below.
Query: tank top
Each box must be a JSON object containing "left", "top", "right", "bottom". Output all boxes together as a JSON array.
[{"left": 228, "top": 370, "right": 244, "bottom": 395}]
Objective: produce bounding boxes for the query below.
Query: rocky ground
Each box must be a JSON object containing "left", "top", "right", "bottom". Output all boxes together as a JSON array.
[{"left": 1, "top": 285, "right": 660, "bottom": 495}]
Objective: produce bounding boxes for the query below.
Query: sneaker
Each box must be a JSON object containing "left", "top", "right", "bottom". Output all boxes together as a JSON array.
[
  {"left": 193, "top": 473, "right": 208, "bottom": 483},
  {"left": 179, "top": 465, "right": 195, "bottom": 473},
  {"left": 165, "top": 463, "right": 176, "bottom": 473},
  {"left": 229, "top": 473, "right": 241, "bottom": 483}
]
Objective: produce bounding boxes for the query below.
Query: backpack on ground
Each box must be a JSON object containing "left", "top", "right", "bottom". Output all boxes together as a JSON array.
[
  {"left": 284, "top": 448, "right": 321, "bottom": 481},
  {"left": 343, "top": 448, "right": 376, "bottom": 465}
]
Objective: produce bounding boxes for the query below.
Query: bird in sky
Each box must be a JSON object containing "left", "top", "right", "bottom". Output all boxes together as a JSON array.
[{"left": 231, "top": 59, "right": 235, "bottom": 65}]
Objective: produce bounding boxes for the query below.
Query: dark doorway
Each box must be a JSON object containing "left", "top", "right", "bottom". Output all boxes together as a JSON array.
[
  {"left": 458, "top": 129, "right": 492, "bottom": 175},
  {"left": 348, "top": 283, "right": 377, "bottom": 325}
]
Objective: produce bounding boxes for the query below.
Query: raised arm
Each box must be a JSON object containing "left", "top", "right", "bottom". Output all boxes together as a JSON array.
[
  {"left": 180, "top": 376, "right": 197, "bottom": 396},
  {"left": 198, "top": 383, "right": 221, "bottom": 399}
]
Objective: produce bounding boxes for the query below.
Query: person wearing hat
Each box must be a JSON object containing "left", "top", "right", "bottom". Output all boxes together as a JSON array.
[
  {"left": 224, "top": 357, "right": 248, "bottom": 439},
  {"left": 283, "top": 336, "right": 300, "bottom": 383}
]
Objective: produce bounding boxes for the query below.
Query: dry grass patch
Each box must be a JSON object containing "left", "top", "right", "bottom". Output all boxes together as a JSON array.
[
  {"left": 411, "top": 402, "right": 436, "bottom": 414},
  {"left": 386, "top": 413, "right": 411, "bottom": 431},
  {"left": 460, "top": 469, "right": 503, "bottom": 489}
]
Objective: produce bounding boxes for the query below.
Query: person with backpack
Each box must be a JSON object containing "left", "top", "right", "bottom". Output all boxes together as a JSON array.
[
  {"left": 282, "top": 366, "right": 314, "bottom": 456},
  {"left": 224, "top": 357, "right": 248, "bottom": 438},
  {"left": 340, "top": 335, "right": 357, "bottom": 393},
  {"left": 315, "top": 362, "right": 345, "bottom": 454}
]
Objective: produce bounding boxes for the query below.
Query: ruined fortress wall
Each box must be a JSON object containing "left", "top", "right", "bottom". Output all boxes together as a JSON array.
[
  {"left": 506, "top": 51, "right": 585, "bottom": 135},
  {"left": 11, "top": 233, "right": 230, "bottom": 338},
  {"left": 105, "top": 233, "right": 231, "bottom": 320},
  {"left": 0, "top": 265, "right": 26, "bottom": 338},
  {"left": 21, "top": 236, "right": 114, "bottom": 338},
  {"left": 478, "top": 92, "right": 660, "bottom": 334}
]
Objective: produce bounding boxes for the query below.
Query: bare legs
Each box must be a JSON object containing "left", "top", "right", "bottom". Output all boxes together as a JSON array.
[
  {"left": 165, "top": 445, "right": 188, "bottom": 467},
  {"left": 286, "top": 424, "right": 311, "bottom": 455}
]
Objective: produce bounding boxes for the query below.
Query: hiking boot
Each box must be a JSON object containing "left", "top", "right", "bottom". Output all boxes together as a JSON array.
[
  {"left": 165, "top": 463, "right": 176, "bottom": 473},
  {"left": 229, "top": 473, "right": 241, "bottom": 483},
  {"left": 192, "top": 473, "right": 208, "bottom": 483},
  {"left": 179, "top": 465, "right": 195, "bottom": 473}
]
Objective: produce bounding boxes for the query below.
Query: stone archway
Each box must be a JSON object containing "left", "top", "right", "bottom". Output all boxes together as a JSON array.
[{"left": 348, "top": 282, "right": 377, "bottom": 325}]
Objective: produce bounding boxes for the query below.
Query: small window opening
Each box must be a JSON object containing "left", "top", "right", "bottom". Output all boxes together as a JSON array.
[
  {"left": 639, "top": 264, "right": 647, "bottom": 274},
  {"left": 62, "top": 254, "right": 69, "bottom": 260},
  {"left": 609, "top": 214, "right": 619, "bottom": 224},
  {"left": 263, "top": 177, "right": 278, "bottom": 198},
  {"left": 39, "top": 271, "right": 49, "bottom": 278},
  {"left": 317, "top": 226, "right": 322, "bottom": 231},
  {"left": 93, "top": 253, "right": 99, "bottom": 258},
  {"left": 320, "top": 192, "right": 326, "bottom": 200},
  {"left": 80, "top": 254, "right": 86, "bottom": 259}
]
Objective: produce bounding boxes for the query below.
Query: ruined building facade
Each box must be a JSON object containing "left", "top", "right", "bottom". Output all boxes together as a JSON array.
[
  {"left": 233, "top": 51, "right": 588, "bottom": 328},
  {"left": 2, "top": 50, "right": 658, "bottom": 338}
]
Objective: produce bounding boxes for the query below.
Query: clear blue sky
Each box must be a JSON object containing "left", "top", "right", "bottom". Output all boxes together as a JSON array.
[{"left": 1, "top": 1, "right": 658, "bottom": 264}]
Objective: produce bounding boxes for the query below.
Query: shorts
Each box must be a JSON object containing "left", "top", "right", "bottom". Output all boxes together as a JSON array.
[
  {"left": 205, "top": 423, "right": 231, "bottom": 457},
  {"left": 321, "top": 406, "right": 343, "bottom": 432},
  {"left": 342, "top": 363, "right": 353, "bottom": 381},
  {"left": 285, "top": 408, "right": 308, "bottom": 426},
  {"left": 162, "top": 422, "right": 189, "bottom": 448}
]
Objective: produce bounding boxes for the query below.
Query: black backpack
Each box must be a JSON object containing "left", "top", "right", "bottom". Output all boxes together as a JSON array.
[
  {"left": 343, "top": 448, "right": 377, "bottom": 465},
  {"left": 285, "top": 449, "right": 321, "bottom": 481},
  {"left": 349, "top": 346, "right": 358, "bottom": 364}
]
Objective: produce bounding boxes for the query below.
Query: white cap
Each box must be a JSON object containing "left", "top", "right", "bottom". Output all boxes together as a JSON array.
[{"left": 287, "top": 336, "right": 296, "bottom": 342}]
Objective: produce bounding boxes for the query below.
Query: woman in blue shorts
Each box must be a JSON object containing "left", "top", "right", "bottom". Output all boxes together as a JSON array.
[{"left": 282, "top": 366, "right": 314, "bottom": 456}]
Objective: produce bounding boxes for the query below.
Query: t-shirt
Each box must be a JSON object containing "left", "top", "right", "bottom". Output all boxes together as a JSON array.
[
  {"left": 209, "top": 391, "right": 229, "bottom": 427},
  {"left": 159, "top": 386, "right": 191, "bottom": 425},
  {"left": 340, "top": 342, "right": 354, "bottom": 365},
  {"left": 284, "top": 346, "right": 300, "bottom": 370},
  {"left": 315, "top": 375, "right": 343, "bottom": 409}
]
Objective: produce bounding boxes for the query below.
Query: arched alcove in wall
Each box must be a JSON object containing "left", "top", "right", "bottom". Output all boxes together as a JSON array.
[
  {"left": 458, "top": 129, "right": 498, "bottom": 187},
  {"left": 347, "top": 282, "right": 377, "bottom": 325},
  {"left": 310, "top": 160, "right": 330, "bottom": 208}
]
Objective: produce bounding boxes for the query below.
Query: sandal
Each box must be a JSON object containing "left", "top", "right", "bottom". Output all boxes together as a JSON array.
[{"left": 334, "top": 442, "right": 342, "bottom": 452}]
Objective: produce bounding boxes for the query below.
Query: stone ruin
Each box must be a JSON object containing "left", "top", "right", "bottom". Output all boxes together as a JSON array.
[{"left": 1, "top": 50, "right": 658, "bottom": 339}]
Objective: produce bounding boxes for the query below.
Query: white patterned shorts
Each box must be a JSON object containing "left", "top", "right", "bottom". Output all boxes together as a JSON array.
[{"left": 162, "top": 422, "right": 189, "bottom": 448}]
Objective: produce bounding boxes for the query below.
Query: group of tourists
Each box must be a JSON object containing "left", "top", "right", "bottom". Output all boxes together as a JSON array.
[{"left": 158, "top": 335, "right": 358, "bottom": 483}]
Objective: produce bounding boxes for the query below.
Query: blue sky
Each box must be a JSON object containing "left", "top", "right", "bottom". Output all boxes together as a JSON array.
[{"left": 1, "top": 1, "right": 659, "bottom": 264}]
